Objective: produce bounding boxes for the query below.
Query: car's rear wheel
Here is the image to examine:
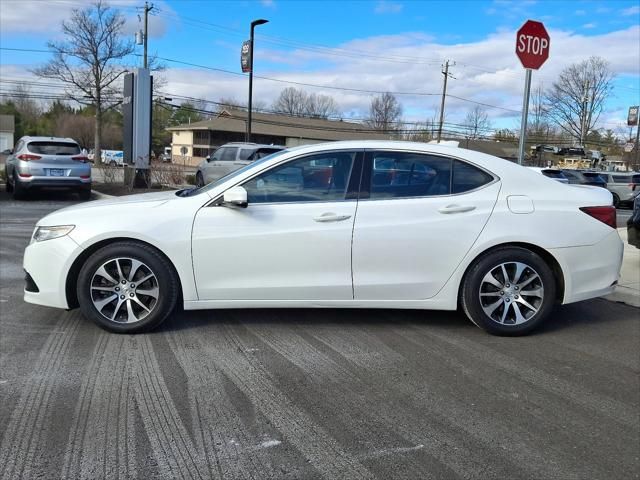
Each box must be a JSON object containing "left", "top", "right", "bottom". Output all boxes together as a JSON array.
[
  {"left": 612, "top": 193, "right": 620, "bottom": 208},
  {"left": 195, "top": 171, "right": 204, "bottom": 187},
  {"left": 12, "top": 173, "right": 26, "bottom": 199},
  {"left": 5, "top": 172, "right": 13, "bottom": 193},
  {"left": 77, "top": 242, "right": 179, "bottom": 333},
  {"left": 78, "top": 187, "right": 91, "bottom": 201},
  {"left": 461, "top": 247, "right": 556, "bottom": 336}
]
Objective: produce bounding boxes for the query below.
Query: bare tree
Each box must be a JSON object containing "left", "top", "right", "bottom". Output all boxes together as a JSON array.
[
  {"left": 545, "top": 56, "right": 615, "bottom": 146},
  {"left": 367, "top": 92, "right": 402, "bottom": 132},
  {"left": 54, "top": 114, "right": 94, "bottom": 149},
  {"left": 463, "top": 106, "right": 491, "bottom": 139},
  {"left": 305, "top": 93, "right": 339, "bottom": 119},
  {"left": 33, "top": 1, "right": 134, "bottom": 164},
  {"left": 272, "top": 87, "right": 308, "bottom": 117}
]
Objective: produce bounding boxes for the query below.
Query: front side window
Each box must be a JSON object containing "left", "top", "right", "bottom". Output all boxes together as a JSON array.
[
  {"left": 242, "top": 152, "right": 355, "bottom": 204},
  {"left": 219, "top": 147, "right": 238, "bottom": 161}
]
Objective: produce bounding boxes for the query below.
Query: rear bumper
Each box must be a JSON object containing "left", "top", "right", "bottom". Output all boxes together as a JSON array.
[
  {"left": 18, "top": 177, "right": 91, "bottom": 189},
  {"left": 551, "top": 229, "right": 624, "bottom": 304}
]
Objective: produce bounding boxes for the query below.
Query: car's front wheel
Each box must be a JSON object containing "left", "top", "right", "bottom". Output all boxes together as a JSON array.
[
  {"left": 461, "top": 247, "right": 556, "bottom": 336},
  {"left": 195, "top": 171, "right": 205, "bottom": 187},
  {"left": 77, "top": 242, "right": 179, "bottom": 333}
]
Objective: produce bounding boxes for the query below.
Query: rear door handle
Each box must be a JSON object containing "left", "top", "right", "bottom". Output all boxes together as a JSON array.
[
  {"left": 438, "top": 204, "right": 476, "bottom": 214},
  {"left": 313, "top": 213, "right": 352, "bottom": 222}
]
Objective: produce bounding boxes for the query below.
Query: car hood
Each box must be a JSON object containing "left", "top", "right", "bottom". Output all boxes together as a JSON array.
[{"left": 36, "top": 190, "right": 180, "bottom": 226}]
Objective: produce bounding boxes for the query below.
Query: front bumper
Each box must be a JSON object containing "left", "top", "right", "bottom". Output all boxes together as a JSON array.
[
  {"left": 550, "top": 229, "right": 624, "bottom": 304},
  {"left": 23, "top": 235, "right": 81, "bottom": 309}
]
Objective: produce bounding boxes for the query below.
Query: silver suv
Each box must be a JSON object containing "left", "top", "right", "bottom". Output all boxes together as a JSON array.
[
  {"left": 5, "top": 136, "right": 92, "bottom": 200},
  {"left": 597, "top": 172, "right": 640, "bottom": 207},
  {"left": 195, "top": 142, "right": 285, "bottom": 187}
]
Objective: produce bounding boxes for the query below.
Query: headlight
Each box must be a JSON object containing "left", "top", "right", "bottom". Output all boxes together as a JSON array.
[{"left": 32, "top": 225, "right": 75, "bottom": 243}]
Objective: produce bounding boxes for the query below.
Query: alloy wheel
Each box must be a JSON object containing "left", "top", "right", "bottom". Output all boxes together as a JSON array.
[
  {"left": 90, "top": 257, "right": 159, "bottom": 323},
  {"left": 478, "top": 261, "right": 544, "bottom": 325}
]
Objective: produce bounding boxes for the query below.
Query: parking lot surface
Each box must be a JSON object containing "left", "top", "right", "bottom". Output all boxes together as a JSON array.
[{"left": 1, "top": 191, "right": 638, "bottom": 480}]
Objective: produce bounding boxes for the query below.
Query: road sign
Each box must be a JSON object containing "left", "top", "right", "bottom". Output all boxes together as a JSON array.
[
  {"left": 516, "top": 20, "right": 550, "bottom": 70},
  {"left": 628, "top": 106, "right": 639, "bottom": 126},
  {"left": 180, "top": 146, "right": 188, "bottom": 156}
]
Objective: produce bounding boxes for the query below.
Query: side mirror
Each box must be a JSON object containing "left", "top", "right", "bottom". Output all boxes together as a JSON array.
[
  {"left": 206, "top": 155, "right": 211, "bottom": 162},
  {"left": 222, "top": 186, "right": 248, "bottom": 208}
]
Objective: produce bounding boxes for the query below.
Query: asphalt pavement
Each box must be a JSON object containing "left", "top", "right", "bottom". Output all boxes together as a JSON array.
[{"left": 1, "top": 191, "right": 638, "bottom": 480}]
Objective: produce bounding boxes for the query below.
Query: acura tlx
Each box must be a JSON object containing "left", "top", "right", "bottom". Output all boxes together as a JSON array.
[{"left": 23, "top": 141, "right": 622, "bottom": 336}]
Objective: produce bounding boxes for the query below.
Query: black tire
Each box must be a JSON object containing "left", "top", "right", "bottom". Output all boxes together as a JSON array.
[
  {"left": 5, "top": 171, "right": 13, "bottom": 193},
  {"left": 77, "top": 241, "right": 179, "bottom": 333},
  {"left": 109, "top": 160, "right": 117, "bottom": 167},
  {"left": 78, "top": 187, "right": 91, "bottom": 201},
  {"left": 196, "top": 171, "right": 204, "bottom": 187},
  {"left": 12, "top": 173, "right": 26, "bottom": 200},
  {"left": 612, "top": 193, "right": 620, "bottom": 208},
  {"left": 461, "top": 247, "right": 556, "bottom": 336}
]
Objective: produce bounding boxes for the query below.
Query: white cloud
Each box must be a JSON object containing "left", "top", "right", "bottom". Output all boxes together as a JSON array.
[
  {"left": 575, "top": 9, "right": 586, "bottom": 16},
  {"left": 621, "top": 5, "right": 639, "bottom": 16},
  {"left": 582, "top": 23, "right": 596, "bottom": 29},
  {"left": 0, "top": 0, "right": 169, "bottom": 38},
  {"left": 374, "top": 1, "right": 403, "bottom": 14},
  {"left": 151, "top": 25, "right": 639, "bottom": 130},
  {"left": 260, "top": 0, "right": 276, "bottom": 7}
]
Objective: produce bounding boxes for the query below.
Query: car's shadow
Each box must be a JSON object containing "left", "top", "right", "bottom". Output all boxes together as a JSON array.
[
  {"left": 0, "top": 188, "right": 85, "bottom": 202},
  {"left": 156, "top": 297, "right": 632, "bottom": 336}
]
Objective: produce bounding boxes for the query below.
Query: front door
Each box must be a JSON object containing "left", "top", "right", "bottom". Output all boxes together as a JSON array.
[
  {"left": 352, "top": 150, "right": 500, "bottom": 300},
  {"left": 192, "top": 150, "right": 361, "bottom": 300}
]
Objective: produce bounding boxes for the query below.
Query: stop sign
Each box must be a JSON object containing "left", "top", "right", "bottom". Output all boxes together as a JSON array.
[{"left": 516, "top": 20, "right": 550, "bottom": 69}]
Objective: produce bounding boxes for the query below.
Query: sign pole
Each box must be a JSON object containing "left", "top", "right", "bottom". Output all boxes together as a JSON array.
[{"left": 518, "top": 68, "right": 532, "bottom": 165}]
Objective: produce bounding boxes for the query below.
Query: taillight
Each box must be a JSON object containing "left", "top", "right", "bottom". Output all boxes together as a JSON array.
[
  {"left": 579, "top": 206, "right": 616, "bottom": 229},
  {"left": 80, "top": 174, "right": 90, "bottom": 179},
  {"left": 17, "top": 154, "right": 41, "bottom": 161},
  {"left": 72, "top": 155, "right": 88, "bottom": 163},
  {"left": 630, "top": 183, "right": 637, "bottom": 191}
]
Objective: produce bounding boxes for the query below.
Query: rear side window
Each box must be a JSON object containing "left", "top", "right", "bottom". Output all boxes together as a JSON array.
[
  {"left": 369, "top": 152, "right": 452, "bottom": 199},
  {"left": 27, "top": 141, "right": 80, "bottom": 155},
  {"left": 251, "top": 148, "right": 283, "bottom": 160},
  {"left": 238, "top": 149, "right": 254, "bottom": 160},
  {"left": 583, "top": 172, "right": 604, "bottom": 180},
  {"left": 631, "top": 174, "right": 640, "bottom": 184},
  {"left": 612, "top": 175, "right": 629, "bottom": 183},
  {"left": 452, "top": 160, "right": 493, "bottom": 193}
]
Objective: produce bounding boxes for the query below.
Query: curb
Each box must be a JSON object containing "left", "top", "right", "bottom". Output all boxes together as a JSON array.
[{"left": 91, "top": 189, "right": 116, "bottom": 199}]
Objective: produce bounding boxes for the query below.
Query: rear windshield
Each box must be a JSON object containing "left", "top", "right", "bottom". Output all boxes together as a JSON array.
[
  {"left": 632, "top": 174, "right": 640, "bottom": 184},
  {"left": 541, "top": 170, "right": 566, "bottom": 179},
  {"left": 28, "top": 141, "right": 80, "bottom": 155}
]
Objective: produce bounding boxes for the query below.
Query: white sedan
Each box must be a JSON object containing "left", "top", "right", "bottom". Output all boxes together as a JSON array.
[{"left": 23, "top": 141, "right": 622, "bottom": 336}]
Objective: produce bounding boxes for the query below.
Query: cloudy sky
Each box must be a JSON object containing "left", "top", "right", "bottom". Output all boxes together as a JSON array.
[{"left": 1, "top": 0, "right": 638, "bottom": 133}]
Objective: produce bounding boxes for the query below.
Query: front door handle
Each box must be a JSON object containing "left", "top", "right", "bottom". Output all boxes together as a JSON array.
[
  {"left": 438, "top": 204, "right": 476, "bottom": 214},
  {"left": 313, "top": 213, "right": 352, "bottom": 223}
]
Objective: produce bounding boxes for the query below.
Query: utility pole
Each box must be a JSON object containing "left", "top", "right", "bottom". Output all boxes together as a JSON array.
[
  {"left": 437, "top": 60, "right": 455, "bottom": 143},
  {"left": 142, "top": 2, "right": 154, "bottom": 68}
]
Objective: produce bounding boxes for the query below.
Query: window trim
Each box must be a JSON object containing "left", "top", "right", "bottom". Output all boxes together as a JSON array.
[
  {"left": 359, "top": 149, "right": 499, "bottom": 201},
  {"left": 209, "top": 149, "right": 364, "bottom": 207}
]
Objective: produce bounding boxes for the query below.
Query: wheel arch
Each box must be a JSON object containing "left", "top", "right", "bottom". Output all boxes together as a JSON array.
[
  {"left": 458, "top": 241, "right": 565, "bottom": 305},
  {"left": 65, "top": 237, "right": 184, "bottom": 309}
]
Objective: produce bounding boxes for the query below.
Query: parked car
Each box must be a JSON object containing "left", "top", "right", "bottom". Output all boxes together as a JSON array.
[
  {"left": 527, "top": 167, "right": 569, "bottom": 183},
  {"left": 627, "top": 192, "right": 640, "bottom": 249},
  {"left": 195, "top": 142, "right": 286, "bottom": 187},
  {"left": 596, "top": 172, "right": 640, "bottom": 207},
  {"left": 561, "top": 169, "right": 607, "bottom": 188},
  {"left": 4, "top": 136, "right": 91, "bottom": 200},
  {"left": 101, "top": 150, "right": 124, "bottom": 166},
  {"left": 558, "top": 147, "right": 587, "bottom": 157},
  {"left": 23, "top": 141, "right": 622, "bottom": 336}
]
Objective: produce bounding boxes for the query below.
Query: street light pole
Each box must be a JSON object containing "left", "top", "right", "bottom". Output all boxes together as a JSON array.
[{"left": 246, "top": 18, "right": 268, "bottom": 142}]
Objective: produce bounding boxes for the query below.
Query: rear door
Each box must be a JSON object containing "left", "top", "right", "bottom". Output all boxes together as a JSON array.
[{"left": 352, "top": 150, "right": 500, "bottom": 300}]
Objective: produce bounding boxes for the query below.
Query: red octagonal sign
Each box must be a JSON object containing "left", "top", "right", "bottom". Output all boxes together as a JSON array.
[{"left": 516, "top": 20, "right": 550, "bottom": 70}]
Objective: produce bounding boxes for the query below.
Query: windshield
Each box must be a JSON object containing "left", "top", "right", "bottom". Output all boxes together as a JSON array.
[{"left": 182, "top": 149, "right": 290, "bottom": 197}]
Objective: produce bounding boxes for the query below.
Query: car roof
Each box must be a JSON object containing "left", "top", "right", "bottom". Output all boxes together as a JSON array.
[
  {"left": 18, "top": 136, "right": 78, "bottom": 143},
  {"left": 220, "top": 142, "right": 286, "bottom": 149}
]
